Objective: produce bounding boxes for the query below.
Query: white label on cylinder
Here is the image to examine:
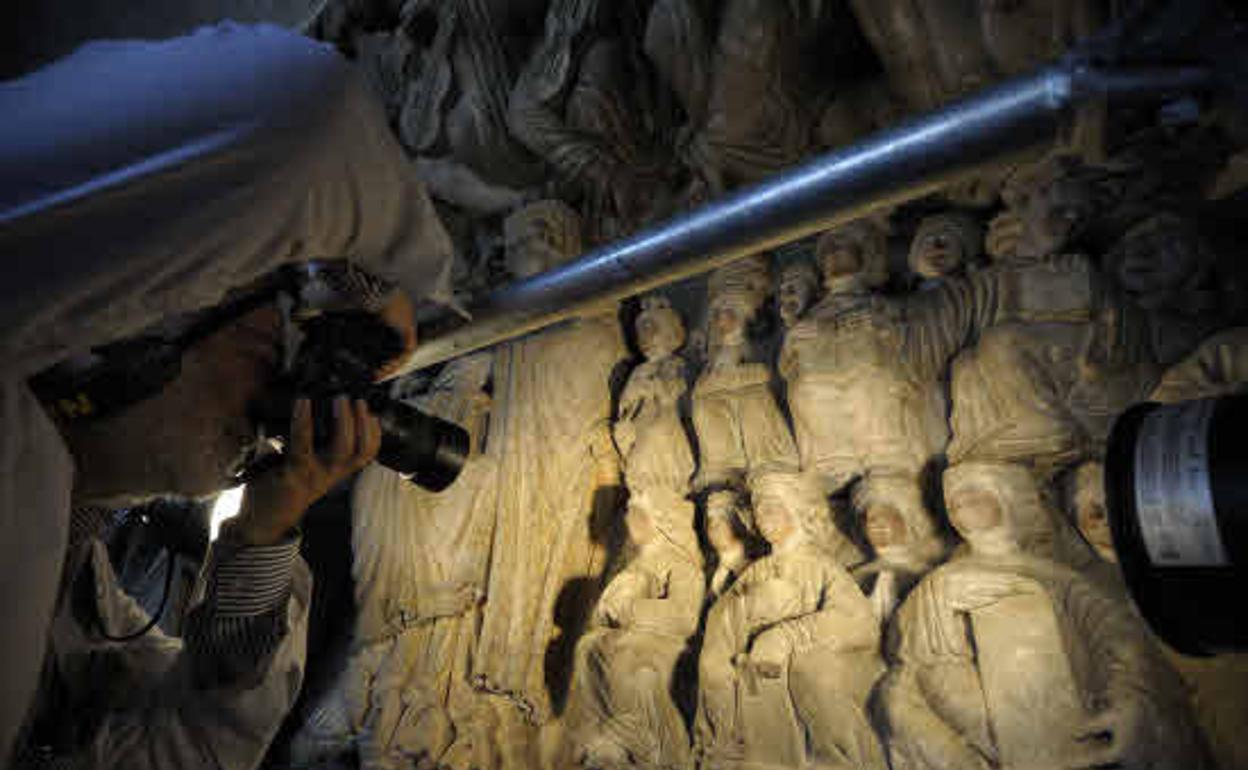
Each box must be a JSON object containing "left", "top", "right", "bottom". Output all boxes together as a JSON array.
[{"left": 1133, "top": 399, "right": 1229, "bottom": 567}]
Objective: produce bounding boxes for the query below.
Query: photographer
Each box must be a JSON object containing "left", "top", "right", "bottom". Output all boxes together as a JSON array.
[{"left": 1, "top": 21, "right": 455, "bottom": 768}]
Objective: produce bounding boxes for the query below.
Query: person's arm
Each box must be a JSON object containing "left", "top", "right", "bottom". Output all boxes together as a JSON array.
[
  {"left": 74, "top": 534, "right": 310, "bottom": 770},
  {"left": 1, "top": 23, "right": 454, "bottom": 379}
]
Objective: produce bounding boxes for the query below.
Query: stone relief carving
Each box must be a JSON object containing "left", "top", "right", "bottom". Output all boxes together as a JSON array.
[
  {"left": 563, "top": 490, "right": 704, "bottom": 770},
  {"left": 881, "top": 462, "right": 1210, "bottom": 770},
  {"left": 614, "top": 294, "right": 695, "bottom": 498},
  {"left": 691, "top": 257, "right": 799, "bottom": 492},
  {"left": 288, "top": 3, "right": 1248, "bottom": 765},
  {"left": 695, "top": 472, "right": 885, "bottom": 770},
  {"left": 288, "top": 352, "right": 498, "bottom": 770},
  {"left": 780, "top": 220, "right": 948, "bottom": 569},
  {"left": 704, "top": 489, "right": 753, "bottom": 600},
  {"left": 473, "top": 200, "right": 627, "bottom": 730}
]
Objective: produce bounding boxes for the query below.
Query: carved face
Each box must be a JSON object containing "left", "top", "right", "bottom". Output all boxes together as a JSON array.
[
  {"left": 864, "top": 503, "right": 908, "bottom": 550},
  {"left": 753, "top": 497, "right": 800, "bottom": 547},
  {"left": 910, "top": 216, "right": 972, "bottom": 280},
  {"left": 1110, "top": 221, "right": 1203, "bottom": 310},
  {"left": 707, "top": 298, "right": 747, "bottom": 349},
  {"left": 777, "top": 266, "right": 818, "bottom": 327},
  {"left": 947, "top": 489, "right": 1005, "bottom": 538},
  {"left": 636, "top": 307, "right": 684, "bottom": 360},
  {"left": 503, "top": 202, "right": 582, "bottom": 279},
  {"left": 1014, "top": 177, "right": 1094, "bottom": 259},
  {"left": 706, "top": 492, "right": 744, "bottom": 555},
  {"left": 816, "top": 235, "right": 864, "bottom": 282}
]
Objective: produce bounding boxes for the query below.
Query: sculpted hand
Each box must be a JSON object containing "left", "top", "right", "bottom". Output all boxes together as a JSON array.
[
  {"left": 986, "top": 210, "right": 1025, "bottom": 261},
  {"left": 941, "top": 568, "right": 1032, "bottom": 612},
  {"left": 744, "top": 629, "right": 789, "bottom": 678},
  {"left": 232, "top": 397, "right": 380, "bottom": 545}
]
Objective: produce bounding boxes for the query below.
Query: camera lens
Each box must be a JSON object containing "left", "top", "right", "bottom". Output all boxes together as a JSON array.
[
  {"left": 1106, "top": 396, "right": 1248, "bottom": 654},
  {"left": 369, "top": 394, "right": 469, "bottom": 492}
]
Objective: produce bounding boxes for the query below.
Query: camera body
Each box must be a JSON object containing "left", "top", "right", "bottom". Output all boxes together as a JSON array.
[{"left": 248, "top": 310, "right": 468, "bottom": 492}]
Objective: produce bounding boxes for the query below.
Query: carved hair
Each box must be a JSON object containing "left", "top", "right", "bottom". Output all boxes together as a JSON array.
[
  {"left": 707, "top": 255, "right": 771, "bottom": 318},
  {"left": 852, "top": 472, "right": 943, "bottom": 569},
  {"left": 750, "top": 471, "right": 857, "bottom": 562}
]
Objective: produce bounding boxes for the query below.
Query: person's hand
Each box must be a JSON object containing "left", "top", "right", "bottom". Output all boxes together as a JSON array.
[
  {"left": 373, "top": 292, "right": 417, "bottom": 381},
  {"left": 232, "top": 396, "right": 380, "bottom": 545}
]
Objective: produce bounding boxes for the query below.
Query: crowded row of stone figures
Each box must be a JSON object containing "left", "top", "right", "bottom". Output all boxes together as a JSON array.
[{"left": 291, "top": 153, "right": 1248, "bottom": 770}]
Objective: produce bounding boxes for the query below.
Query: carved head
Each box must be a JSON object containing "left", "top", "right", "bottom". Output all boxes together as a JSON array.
[
  {"left": 706, "top": 489, "right": 749, "bottom": 556},
  {"left": 776, "top": 259, "right": 820, "bottom": 327},
  {"left": 503, "top": 199, "right": 583, "bottom": 279},
  {"left": 750, "top": 471, "right": 850, "bottom": 557},
  {"left": 997, "top": 155, "right": 1097, "bottom": 262},
  {"left": 852, "top": 474, "right": 940, "bottom": 570},
  {"left": 943, "top": 462, "right": 1056, "bottom": 557},
  {"left": 635, "top": 294, "right": 686, "bottom": 360},
  {"left": 814, "top": 220, "right": 889, "bottom": 294},
  {"left": 1104, "top": 213, "right": 1217, "bottom": 314},
  {"left": 908, "top": 212, "right": 983, "bottom": 281},
  {"left": 706, "top": 256, "right": 770, "bottom": 348},
  {"left": 1063, "top": 460, "right": 1115, "bottom": 562}
]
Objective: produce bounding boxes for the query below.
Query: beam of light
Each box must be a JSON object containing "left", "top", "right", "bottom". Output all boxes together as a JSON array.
[{"left": 209, "top": 485, "right": 245, "bottom": 541}]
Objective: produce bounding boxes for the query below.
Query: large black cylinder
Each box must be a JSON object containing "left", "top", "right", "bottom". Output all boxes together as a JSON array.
[{"left": 1105, "top": 396, "right": 1248, "bottom": 654}]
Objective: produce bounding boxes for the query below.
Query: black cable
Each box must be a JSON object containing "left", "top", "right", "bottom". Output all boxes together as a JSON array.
[{"left": 96, "top": 546, "right": 177, "bottom": 642}]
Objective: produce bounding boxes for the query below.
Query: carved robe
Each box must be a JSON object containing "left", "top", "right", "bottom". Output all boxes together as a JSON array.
[
  {"left": 696, "top": 542, "right": 886, "bottom": 770},
  {"left": 474, "top": 315, "right": 626, "bottom": 723},
  {"left": 346, "top": 454, "right": 500, "bottom": 770},
  {"left": 615, "top": 355, "right": 694, "bottom": 496},
  {"left": 566, "top": 540, "right": 703, "bottom": 769},
  {"left": 946, "top": 255, "right": 1163, "bottom": 470},
  {"left": 883, "top": 554, "right": 1210, "bottom": 770},
  {"left": 691, "top": 361, "right": 799, "bottom": 491}
]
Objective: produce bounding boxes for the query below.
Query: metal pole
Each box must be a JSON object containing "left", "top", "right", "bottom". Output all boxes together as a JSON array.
[{"left": 403, "top": 62, "right": 1208, "bottom": 371}]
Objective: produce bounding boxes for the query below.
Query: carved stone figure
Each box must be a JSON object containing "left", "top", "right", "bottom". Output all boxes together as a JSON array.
[
  {"left": 907, "top": 211, "right": 984, "bottom": 287},
  {"left": 705, "top": 489, "right": 753, "bottom": 599},
  {"left": 684, "top": 0, "right": 815, "bottom": 193},
  {"left": 692, "top": 257, "right": 799, "bottom": 492},
  {"left": 614, "top": 294, "right": 694, "bottom": 497},
  {"left": 779, "top": 220, "right": 947, "bottom": 565},
  {"left": 695, "top": 471, "right": 886, "bottom": 770},
  {"left": 948, "top": 157, "right": 1119, "bottom": 473},
  {"left": 775, "top": 258, "right": 820, "bottom": 329},
  {"left": 564, "top": 489, "right": 703, "bottom": 770},
  {"left": 851, "top": 472, "right": 943, "bottom": 623},
  {"left": 1102, "top": 212, "right": 1231, "bottom": 367},
  {"left": 508, "top": 0, "right": 668, "bottom": 240},
  {"left": 398, "top": 0, "right": 543, "bottom": 211},
  {"left": 474, "top": 200, "right": 627, "bottom": 728},
  {"left": 881, "top": 462, "right": 1210, "bottom": 770},
  {"left": 336, "top": 352, "right": 500, "bottom": 770},
  {"left": 984, "top": 155, "right": 1100, "bottom": 266}
]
